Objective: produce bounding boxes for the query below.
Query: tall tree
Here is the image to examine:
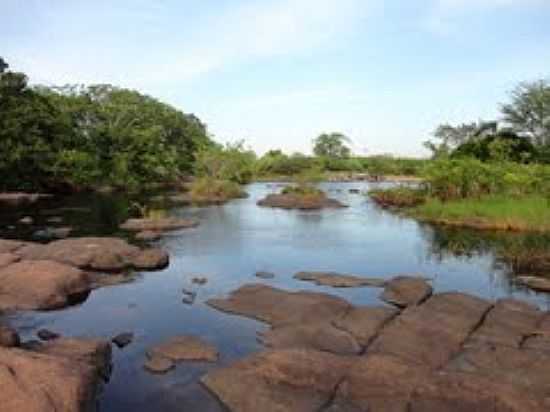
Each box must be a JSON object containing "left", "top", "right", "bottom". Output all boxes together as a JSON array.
[
  {"left": 312, "top": 132, "right": 351, "bottom": 158},
  {"left": 501, "top": 80, "right": 550, "bottom": 146}
]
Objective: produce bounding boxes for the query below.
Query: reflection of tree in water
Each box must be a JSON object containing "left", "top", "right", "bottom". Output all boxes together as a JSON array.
[{"left": 420, "top": 223, "right": 550, "bottom": 278}]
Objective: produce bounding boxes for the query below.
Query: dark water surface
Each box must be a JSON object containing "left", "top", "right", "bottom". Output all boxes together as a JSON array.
[{"left": 3, "top": 182, "right": 550, "bottom": 411}]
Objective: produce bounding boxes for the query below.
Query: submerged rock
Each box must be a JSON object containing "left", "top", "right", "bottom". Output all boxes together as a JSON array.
[
  {"left": 112, "top": 332, "right": 134, "bottom": 349},
  {"left": 0, "top": 337, "right": 111, "bottom": 412},
  {"left": 147, "top": 336, "right": 218, "bottom": 363},
  {"left": 380, "top": 275, "right": 433, "bottom": 308},
  {"left": 144, "top": 355, "right": 175, "bottom": 374},
  {"left": 294, "top": 271, "right": 387, "bottom": 288},
  {"left": 257, "top": 193, "right": 347, "bottom": 210},
  {"left": 37, "top": 329, "right": 61, "bottom": 341},
  {"left": 255, "top": 271, "right": 275, "bottom": 279},
  {"left": 192, "top": 276, "right": 208, "bottom": 285},
  {"left": 120, "top": 217, "right": 199, "bottom": 232}
]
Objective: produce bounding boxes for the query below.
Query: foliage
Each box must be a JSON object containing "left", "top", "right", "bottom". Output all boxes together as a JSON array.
[
  {"left": 0, "top": 57, "right": 212, "bottom": 191},
  {"left": 194, "top": 141, "right": 256, "bottom": 184},
  {"left": 369, "top": 186, "right": 426, "bottom": 208},
  {"left": 189, "top": 177, "right": 245, "bottom": 202},
  {"left": 255, "top": 151, "right": 320, "bottom": 176},
  {"left": 415, "top": 195, "right": 550, "bottom": 232},
  {"left": 360, "top": 156, "right": 427, "bottom": 176},
  {"left": 312, "top": 132, "right": 351, "bottom": 158},
  {"left": 501, "top": 79, "right": 550, "bottom": 146},
  {"left": 451, "top": 130, "right": 537, "bottom": 163}
]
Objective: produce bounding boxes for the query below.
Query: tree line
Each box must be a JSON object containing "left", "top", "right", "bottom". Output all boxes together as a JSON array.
[{"left": 0, "top": 57, "right": 213, "bottom": 192}]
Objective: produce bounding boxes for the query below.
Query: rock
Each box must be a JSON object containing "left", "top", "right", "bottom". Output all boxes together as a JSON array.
[
  {"left": 348, "top": 189, "right": 361, "bottom": 194},
  {"left": 131, "top": 248, "right": 169, "bottom": 270},
  {"left": 255, "top": 271, "right": 275, "bottom": 279},
  {"left": 0, "top": 192, "right": 52, "bottom": 207},
  {"left": 135, "top": 230, "right": 163, "bottom": 241},
  {"left": 32, "top": 226, "right": 73, "bottom": 240},
  {"left": 369, "top": 292, "right": 492, "bottom": 369},
  {"left": 332, "top": 306, "right": 397, "bottom": 348},
  {"left": 120, "top": 217, "right": 199, "bottom": 232},
  {"left": 0, "top": 239, "right": 27, "bottom": 254},
  {"left": 147, "top": 336, "right": 218, "bottom": 363},
  {"left": 182, "top": 288, "right": 197, "bottom": 304},
  {"left": 18, "top": 216, "right": 33, "bottom": 224},
  {"left": 192, "top": 276, "right": 208, "bottom": 285},
  {"left": 202, "top": 349, "right": 353, "bottom": 412},
  {"left": 258, "top": 320, "right": 362, "bottom": 355},
  {"left": 0, "top": 326, "right": 20, "bottom": 347},
  {"left": 0, "top": 337, "right": 111, "bottom": 412},
  {"left": 112, "top": 332, "right": 134, "bottom": 349},
  {"left": 37, "top": 329, "right": 61, "bottom": 341},
  {"left": 517, "top": 275, "right": 550, "bottom": 292},
  {"left": 380, "top": 275, "right": 433, "bottom": 307},
  {"left": 257, "top": 193, "right": 347, "bottom": 210},
  {"left": 46, "top": 216, "right": 63, "bottom": 223},
  {"left": 294, "top": 271, "right": 387, "bottom": 288},
  {"left": 0, "top": 252, "right": 20, "bottom": 269},
  {"left": 144, "top": 355, "right": 175, "bottom": 374},
  {"left": 0, "top": 260, "right": 91, "bottom": 310},
  {"left": 207, "top": 284, "right": 351, "bottom": 327},
  {"left": 16, "top": 237, "right": 169, "bottom": 272}
]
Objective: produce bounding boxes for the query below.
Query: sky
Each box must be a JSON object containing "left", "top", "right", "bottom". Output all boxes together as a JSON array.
[{"left": 2, "top": 0, "right": 550, "bottom": 156}]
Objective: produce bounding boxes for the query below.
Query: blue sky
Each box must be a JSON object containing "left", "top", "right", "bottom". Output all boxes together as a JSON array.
[{"left": 2, "top": 0, "right": 549, "bottom": 156}]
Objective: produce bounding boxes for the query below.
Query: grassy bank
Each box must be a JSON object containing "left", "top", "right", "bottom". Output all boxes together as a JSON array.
[{"left": 414, "top": 195, "right": 550, "bottom": 232}]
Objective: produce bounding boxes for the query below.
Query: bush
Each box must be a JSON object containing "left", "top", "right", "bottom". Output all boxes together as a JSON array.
[
  {"left": 195, "top": 141, "right": 256, "bottom": 184},
  {"left": 189, "top": 177, "right": 245, "bottom": 202}
]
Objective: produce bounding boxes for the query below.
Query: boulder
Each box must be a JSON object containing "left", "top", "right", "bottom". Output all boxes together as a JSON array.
[
  {"left": 112, "top": 332, "right": 133, "bottom": 349},
  {"left": 294, "top": 271, "right": 386, "bottom": 288},
  {"left": 16, "top": 237, "right": 168, "bottom": 272},
  {"left": 0, "top": 326, "right": 20, "bottom": 348},
  {"left": 0, "top": 337, "right": 111, "bottom": 412},
  {"left": 147, "top": 336, "right": 218, "bottom": 363},
  {"left": 0, "top": 260, "right": 91, "bottom": 310},
  {"left": 120, "top": 217, "right": 198, "bottom": 232},
  {"left": 380, "top": 275, "right": 433, "bottom": 308}
]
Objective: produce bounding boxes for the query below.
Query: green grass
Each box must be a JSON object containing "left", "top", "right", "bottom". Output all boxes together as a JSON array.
[{"left": 414, "top": 195, "right": 550, "bottom": 232}]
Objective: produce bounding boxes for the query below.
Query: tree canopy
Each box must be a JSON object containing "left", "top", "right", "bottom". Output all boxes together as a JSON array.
[{"left": 312, "top": 133, "right": 351, "bottom": 158}]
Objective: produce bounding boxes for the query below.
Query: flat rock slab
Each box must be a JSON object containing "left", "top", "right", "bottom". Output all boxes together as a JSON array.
[
  {"left": 148, "top": 336, "right": 218, "bottom": 362},
  {"left": 257, "top": 193, "right": 347, "bottom": 210},
  {"left": 144, "top": 355, "right": 175, "bottom": 374},
  {"left": 120, "top": 217, "right": 198, "bottom": 232},
  {"left": 332, "top": 306, "right": 397, "bottom": 348},
  {"left": 255, "top": 271, "right": 275, "bottom": 279},
  {"left": 0, "top": 239, "right": 28, "bottom": 254},
  {"left": 135, "top": 230, "right": 163, "bottom": 241},
  {"left": 0, "top": 252, "right": 20, "bottom": 269},
  {"left": 369, "top": 292, "right": 492, "bottom": 369},
  {"left": 294, "top": 271, "right": 386, "bottom": 288},
  {"left": 0, "top": 337, "right": 111, "bottom": 412},
  {"left": 16, "top": 237, "right": 169, "bottom": 272},
  {"left": 380, "top": 275, "right": 433, "bottom": 308},
  {"left": 207, "top": 284, "right": 351, "bottom": 327},
  {"left": 0, "top": 260, "right": 91, "bottom": 310}
]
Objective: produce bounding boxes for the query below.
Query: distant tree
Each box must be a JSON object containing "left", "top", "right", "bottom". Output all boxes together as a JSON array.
[
  {"left": 0, "top": 57, "right": 8, "bottom": 73},
  {"left": 501, "top": 80, "right": 550, "bottom": 146},
  {"left": 195, "top": 140, "right": 256, "bottom": 184},
  {"left": 312, "top": 132, "right": 351, "bottom": 158}
]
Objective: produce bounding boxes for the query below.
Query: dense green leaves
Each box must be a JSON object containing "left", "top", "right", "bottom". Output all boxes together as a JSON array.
[
  {"left": 312, "top": 133, "right": 351, "bottom": 158},
  {"left": 0, "top": 58, "right": 212, "bottom": 191}
]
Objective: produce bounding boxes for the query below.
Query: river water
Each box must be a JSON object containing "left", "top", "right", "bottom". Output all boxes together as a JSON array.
[{"left": 2, "top": 182, "right": 550, "bottom": 411}]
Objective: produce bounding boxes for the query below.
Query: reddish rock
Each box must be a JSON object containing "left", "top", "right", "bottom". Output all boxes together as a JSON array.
[
  {"left": 0, "top": 252, "right": 20, "bottom": 269},
  {"left": 332, "top": 306, "right": 397, "bottom": 348},
  {"left": 16, "top": 237, "right": 168, "bottom": 272},
  {"left": 294, "top": 271, "right": 386, "bottom": 288},
  {"left": 144, "top": 355, "right": 175, "bottom": 374},
  {"left": 207, "top": 284, "right": 351, "bottom": 327},
  {"left": 0, "top": 326, "right": 20, "bottom": 347},
  {"left": 369, "top": 292, "right": 491, "bottom": 368},
  {"left": 0, "top": 239, "right": 27, "bottom": 254},
  {"left": 120, "top": 217, "right": 198, "bottom": 232},
  {"left": 257, "top": 193, "right": 346, "bottom": 210},
  {"left": 0, "top": 260, "right": 91, "bottom": 310},
  {"left": 135, "top": 230, "right": 162, "bottom": 241},
  {"left": 0, "top": 337, "right": 111, "bottom": 412},
  {"left": 147, "top": 336, "right": 218, "bottom": 362},
  {"left": 380, "top": 275, "right": 433, "bottom": 308}
]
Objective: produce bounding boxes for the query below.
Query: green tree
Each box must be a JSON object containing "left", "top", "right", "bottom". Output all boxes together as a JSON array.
[
  {"left": 312, "top": 132, "right": 351, "bottom": 158},
  {"left": 195, "top": 140, "right": 256, "bottom": 184},
  {"left": 501, "top": 80, "right": 550, "bottom": 147}
]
